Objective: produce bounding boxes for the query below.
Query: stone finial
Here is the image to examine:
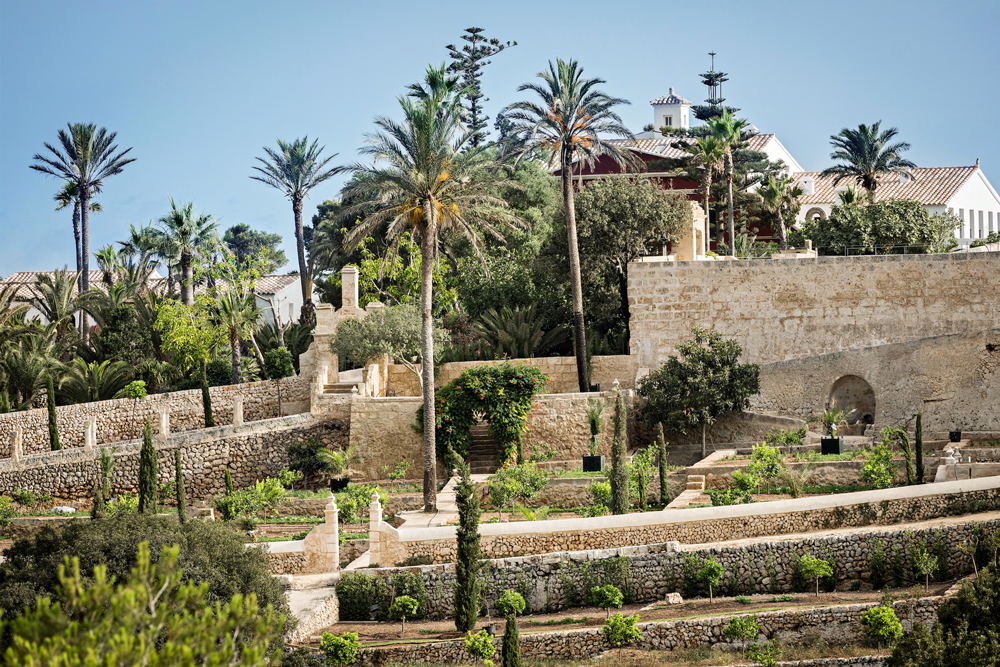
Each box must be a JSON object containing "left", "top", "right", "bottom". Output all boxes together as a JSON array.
[
  {"left": 370, "top": 490, "right": 382, "bottom": 510},
  {"left": 232, "top": 395, "right": 244, "bottom": 428},
  {"left": 612, "top": 378, "right": 620, "bottom": 391},
  {"left": 10, "top": 427, "right": 23, "bottom": 463},
  {"left": 341, "top": 265, "right": 359, "bottom": 310},
  {"left": 157, "top": 409, "right": 170, "bottom": 444}
]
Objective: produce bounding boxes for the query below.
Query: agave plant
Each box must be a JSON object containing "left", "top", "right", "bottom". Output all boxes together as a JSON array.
[{"left": 476, "top": 304, "right": 568, "bottom": 359}]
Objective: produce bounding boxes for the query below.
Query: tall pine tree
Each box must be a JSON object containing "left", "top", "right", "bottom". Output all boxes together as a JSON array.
[
  {"left": 609, "top": 388, "right": 630, "bottom": 515},
  {"left": 46, "top": 374, "right": 60, "bottom": 451},
  {"left": 137, "top": 418, "right": 157, "bottom": 514},
  {"left": 446, "top": 27, "right": 516, "bottom": 147},
  {"left": 175, "top": 449, "right": 187, "bottom": 524},
  {"left": 451, "top": 447, "right": 482, "bottom": 632},
  {"left": 690, "top": 52, "right": 739, "bottom": 122}
]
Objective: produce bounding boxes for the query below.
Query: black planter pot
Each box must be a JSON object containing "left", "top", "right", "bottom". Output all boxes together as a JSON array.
[
  {"left": 582, "top": 455, "right": 605, "bottom": 472},
  {"left": 949, "top": 431, "right": 962, "bottom": 443},
  {"left": 485, "top": 625, "right": 496, "bottom": 636},
  {"left": 329, "top": 476, "right": 350, "bottom": 492},
  {"left": 820, "top": 437, "right": 845, "bottom": 455}
]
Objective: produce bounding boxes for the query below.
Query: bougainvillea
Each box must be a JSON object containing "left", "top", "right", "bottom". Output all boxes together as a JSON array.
[{"left": 417, "top": 362, "right": 548, "bottom": 464}]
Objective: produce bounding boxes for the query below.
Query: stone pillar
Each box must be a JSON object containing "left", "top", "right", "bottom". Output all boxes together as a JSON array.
[
  {"left": 341, "top": 265, "right": 359, "bottom": 310},
  {"left": 325, "top": 495, "right": 340, "bottom": 569},
  {"left": 157, "top": 409, "right": 170, "bottom": 445},
  {"left": 368, "top": 490, "right": 383, "bottom": 566},
  {"left": 83, "top": 416, "right": 97, "bottom": 454},
  {"left": 232, "top": 395, "right": 244, "bottom": 428},
  {"left": 10, "top": 428, "right": 22, "bottom": 463}
]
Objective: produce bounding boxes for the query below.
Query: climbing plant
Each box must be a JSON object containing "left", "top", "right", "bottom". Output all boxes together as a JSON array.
[{"left": 417, "top": 362, "right": 548, "bottom": 463}]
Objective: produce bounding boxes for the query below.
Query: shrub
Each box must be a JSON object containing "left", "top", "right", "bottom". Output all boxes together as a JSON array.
[
  {"left": 591, "top": 584, "right": 624, "bottom": 618},
  {"left": 496, "top": 590, "right": 526, "bottom": 617},
  {"left": 748, "top": 639, "right": 783, "bottom": 667},
  {"left": 588, "top": 480, "right": 611, "bottom": 507},
  {"left": 630, "top": 446, "right": 657, "bottom": 510},
  {"left": 500, "top": 591, "right": 524, "bottom": 667},
  {"left": 602, "top": 612, "right": 642, "bottom": 655},
  {"left": 736, "top": 595, "right": 752, "bottom": 605},
  {"left": 870, "top": 539, "right": 888, "bottom": 590},
  {"left": 609, "top": 388, "right": 630, "bottom": 515},
  {"left": 0, "top": 497, "right": 14, "bottom": 530},
  {"left": 799, "top": 554, "right": 834, "bottom": 597},
  {"left": 389, "top": 595, "right": 419, "bottom": 632},
  {"left": 286, "top": 438, "right": 347, "bottom": 488},
  {"left": 338, "top": 484, "right": 388, "bottom": 525},
  {"left": 108, "top": 493, "right": 138, "bottom": 517},
  {"left": 681, "top": 553, "right": 704, "bottom": 598},
  {"left": 861, "top": 442, "right": 897, "bottom": 489},
  {"left": 860, "top": 604, "right": 903, "bottom": 649},
  {"left": 724, "top": 614, "right": 760, "bottom": 658},
  {"left": 137, "top": 419, "right": 157, "bottom": 515},
  {"left": 320, "top": 631, "right": 360, "bottom": 666},
  {"left": 698, "top": 556, "right": 725, "bottom": 602},
  {"left": 746, "top": 442, "right": 785, "bottom": 493},
  {"left": 0, "top": 514, "right": 288, "bottom": 643},
  {"left": 464, "top": 629, "right": 496, "bottom": 665}
]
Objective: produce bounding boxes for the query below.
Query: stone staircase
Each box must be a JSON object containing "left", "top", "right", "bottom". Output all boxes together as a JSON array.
[
  {"left": 665, "top": 474, "right": 707, "bottom": 510},
  {"left": 323, "top": 382, "right": 358, "bottom": 395},
  {"left": 468, "top": 424, "right": 500, "bottom": 475},
  {"left": 685, "top": 474, "right": 706, "bottom": 492}
]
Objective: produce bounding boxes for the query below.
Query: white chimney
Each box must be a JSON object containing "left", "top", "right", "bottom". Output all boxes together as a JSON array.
[{"left": 799, "top": 176, "right": 815, "bottom": 196}]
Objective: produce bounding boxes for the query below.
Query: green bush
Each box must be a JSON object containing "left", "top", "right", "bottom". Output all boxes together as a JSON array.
[
  {"left": 0, "top": 513, "right": 288, "bottom": 645},
  {"left": 320, "top": 631, "right": 360, "bottom": 666},
  {"left": 338, "top": 484, "right": 388, "bottom": 525},
  {"left": 861, "top": 442, "right": 897, "bottom": 489},
  {"left": 464, "top": 629, "right": 496, "bottom": 664},
  {"left": 860, "top": 604, "right": 903, "bottom": 648},
  {"left": 591, "top": 584, "right": 623, "bottom": 618},
  {"left": 588, "top": 480, "right": 611, "bottom": 507},
  {"left": 724, "top": 614, "right": 760, "bottom": 658},
  {"left": 335, "top": 571, "right": 428, "bottom": 623},
  {"left": 602, "top": 612, "right": 642, "bottom": 651},
  {"left": 389, "top": 595, "right": 419, "bottom": 632},
  {"left": 0, "top": 497, "right": 14, "bottom": 530},
  {"left": 496, "top": 590, "right": 526, "bottom": 617}
]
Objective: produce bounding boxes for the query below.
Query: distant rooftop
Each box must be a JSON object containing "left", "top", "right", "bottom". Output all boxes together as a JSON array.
[
  {"left": 650, "top": 88, "right": 692, "bottom": 105},
  {"left": 794, "top": 166, "right": 980, "bottom": 205}
]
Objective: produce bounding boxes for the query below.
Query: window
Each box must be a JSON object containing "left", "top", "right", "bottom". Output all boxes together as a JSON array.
[
  {"left": 980, "top": 210, "right": 984, "bottom": 238},
  {"left": 990, "top": 211, "right": 995, "bottom": 234},
  {"left": 663, "top": 115, "right": 672, "bottom": 127},
  {"left": 959, "top": 209, "right": 965, "bottom": 237}
]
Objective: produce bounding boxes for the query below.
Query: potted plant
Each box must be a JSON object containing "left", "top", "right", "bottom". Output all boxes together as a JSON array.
[
  {"left": 583, "top": 397, "right": 606, "bottom": 472},
  {"left": 949, "top": 431, "right": 962, "bottom": 443},
  {"left": 819, "top": 407, "right": 846, "bottom": 455}
]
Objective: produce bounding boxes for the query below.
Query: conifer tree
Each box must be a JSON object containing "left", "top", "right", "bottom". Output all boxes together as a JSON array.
[
  {"left": 609, "top": 388, "right": 630, "bottom": 515},
  {"left": 915, "top": 411, "right": 924, "bottom": 484},
  {"left": 0, "top": 389, "right": 9, "bottom": 413},
  {"left": 137, "top": 418, "right": 157, "bottom": 514},
  {"left": 657, "top": 423, "right": 670, "bottom": 505},
  {"left": 46, "top": 374, "right": 60, "bottom": 450},
  {"left": 200, "top": 360, "right": 214, "bottom": 427},
  {"left": 225, "top": 468, "right": 233, "bottom": 495},
  {"left": 497, "top": 590, "right": 525, "bottom": 667},
  {"left": 91, "top": 483, "right": 106, "bottom": 519},
  {"left": 175, "top": 449, "right": 186, "bottom": 524},
  {"left": 446, "top": 27, "right": 516, "bottom": 148},
  {"left": 451, "top": 447, "right": 482, "bottom": 632}
]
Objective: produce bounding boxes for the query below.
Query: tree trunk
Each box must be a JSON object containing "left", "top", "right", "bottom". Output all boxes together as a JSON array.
[
  {"left": 562, "top": 149, "right": 589, "bottom": 393},
  {"left": 776, "top": 210, "right": 787, "bottom": 250},
  {"left": 79, "top": 185, "right": 91, "bottom": 344},
  {"left": 420, "top": 201, "right": 439, "bottom": 512},
  {"left": 230, "top": 327, "right": 242, "bottom": 385},
  {"left": 166, "top": 262, "right": 175, "bottom": 297},
  {"left": 701, "top": 167, "right": 712, "bottom": 255},
  {"left": 725, "top": 151, "right": 735, "bottom": 257},
  {"left": 275, "top": 378, "right": 282, "bottom": 418},
  {"left": 292, "top": 196, "right": 314, "bottom": 325},
  {"left": 72, "top": 200, "right": 82, "bottom": 294},
  {"left": 180, "top": 251, "right": 193, "bottom": 305}
]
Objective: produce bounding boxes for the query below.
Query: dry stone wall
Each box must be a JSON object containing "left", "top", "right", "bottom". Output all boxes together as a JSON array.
[
  {"left": 0, "top": 375, "right": 310, "bottom": 457},
  {"left": 362, "top": 516, "right": 997, "bottom": 617},
  {"left": 628, "top": 252, "right": 1000, "bottom": 368},
  {"left": 0, "top": 414, "right": 348, "bottom": 501},
  {"left": 383, "top": 478, "right": 1000, "bottom": 563},
  {"left": 347, "top": 598, "right": 935, "bottom": 665}
]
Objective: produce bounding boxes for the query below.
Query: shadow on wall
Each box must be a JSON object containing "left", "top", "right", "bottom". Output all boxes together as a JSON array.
[{"left": 828, "top": 375, "right": 875, "bottom": 434}]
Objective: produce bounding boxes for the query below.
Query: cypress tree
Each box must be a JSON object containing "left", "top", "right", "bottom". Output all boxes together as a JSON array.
[
  {"left": 502, "top": 611, "right": 521, "bottom": 667},
  {"left": 657, "top": 423, "right": 670, "bottom": 505},
  {"left": 915, "top": 410, "right": 924, "bottom": 484},
  {"left": 225, "top": 468, "right": 233, "bottom": 495},
  {"left": 46, "top": 374, "right": 60, "bottom": 451},
  {"left": 0, "top": 389, "right": 10, "bottom": 413},
  {"left": 451, "top": 447, "right": 481, "bottom": 632},
  {"left": 609, "top": 388, "right": 629, "bottom": 515},
  {"left": 91, "top": 483, "right": 106, "bottom": 519},
  {"left": 200, "top": 360, "right": 214, "bottom": 427},
  {"left": 175, "top": 449, "right": 187, "bottom": 524},
  {"left": 137, "top": 418, "right": 157, "bottom": 514}
]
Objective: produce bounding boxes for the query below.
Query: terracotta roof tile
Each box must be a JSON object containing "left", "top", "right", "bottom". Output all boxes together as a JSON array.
[
  {"left": 794, "top": 166, "right": 977, "bottom": 206},
  {"left": 650, "top": 88, "right": 692, "bottom": 105},
  {"left": 612, "top": 133, "right": 776, "bottom": 160}
]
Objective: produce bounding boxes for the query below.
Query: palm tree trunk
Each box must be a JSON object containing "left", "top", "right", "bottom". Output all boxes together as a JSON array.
[
  {"left": 230, "top": 328, "right": 242, "bottom": 385},
  {"left": 726, "top": 151, "right": 735, "bottom": 258},
  {"left": 420, "top": 201, "right": 438, "bottom": 512},
  {"left": 701, "top": 167, "right": 712, "bottom": 255},
  {"left": 180, "top": 252, "right": 192, "bottom": 305},
  {"left": 562, "top": 149, "right": 589, "bottom": 393},
  {"left": 79, "top": 185, "right": 91, "bottom": 344},
  {"left": 166, "top": 262, "right": 175, "bottom": 297},
  {"left": 292, "top": 196, "right": 314, "bottom": 325},
  {"left": 72, "top": 200, "right": 83, "bottom": 295},
  {"left": 777, "top": 210, "right": 787, "bottom": 250}
]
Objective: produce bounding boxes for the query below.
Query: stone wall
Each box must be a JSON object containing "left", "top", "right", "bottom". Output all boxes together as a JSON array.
[
  {"left": 0, "top": 414, "right": 348, "bottom": 501},
  {"left": 751, "top": 329, "right": 1000, "bottom": 433},
  {"left": 377, "top": 477, "right": 1000, "bottom": 564},
  {"left": 360, "top": 516, "right": 997, "bottom": 617},
  {"left": 347, "top": 598, "right": 936, "bottom": 665},
  {"left": 0, "top": 376, "right": 311, "bottom": 457},
  {"left": 628, "top": 252, "right": 1000, "bottom": 368}
]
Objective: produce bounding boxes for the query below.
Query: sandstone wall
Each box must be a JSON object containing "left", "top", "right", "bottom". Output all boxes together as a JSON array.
[
  {"left": 628, "top": 252, "right": 1000, "bottom": 368},
  {"left": 354, "top": 517, "right": 993, "bottom": 617},
  {"left": 751, "top": 329, "right": 1000, "bottom": 433},
  {"left": 347, "top": 598, "right": 935, "bottom": 664},
  {"left": 0, "top": 414, "right": 348, "bottom": 501},
  {"left": 381, "top": 477, "right": 1000, "bottom": 564},
  {"left": 0, "top": 375, "right": 311, "bottom": 457}
]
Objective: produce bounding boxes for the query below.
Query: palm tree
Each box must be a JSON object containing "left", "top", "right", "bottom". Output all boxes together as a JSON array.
[
  {"left": 151, "top": 200, "right": 218, "bottom": 305},
  {"left": 757, "top": 176, "right": 804, "bottom": 250},
  {"left": 30, "top": 124, "right": 135, "bottom": 342},
  {"left": 212, "top": 287, "right": 261, "bottom": 385},
  {"left": 58, "top": 358, "right": 130, "bottom": 404},
  {"left": 502, "top": 59, "right": 639, "bottom": 392},
  {"left": 251, "top": 137, "right": 343, "bottom": 325},
  {"left": 821, "top": 121, "right": 916, "bottom": 197},
  {"left": 706, "top": 112, "right": 750, "bottom": 256},
  {"left": 338, "top": 64, "right": 523, "bottom": 511},
  {"left": 686, "top": 136, "right": 726, "bottom": 255},
  {"left": 54, "top": 181, "right": 102, "bottom": 293},
  {"left": 30, "top": 269, "right": 84, "bottom": 344},
  {"left": 476, "top": 305, "right": 568, "bottom": 358}
]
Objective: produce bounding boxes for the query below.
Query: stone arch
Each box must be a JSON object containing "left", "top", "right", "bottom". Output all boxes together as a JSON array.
[
  {"left": 827, "top": 375, "right": 876, "bottom": 429},
  {"left": 805, "top": 207, "right": 827, "bottom": 221}
]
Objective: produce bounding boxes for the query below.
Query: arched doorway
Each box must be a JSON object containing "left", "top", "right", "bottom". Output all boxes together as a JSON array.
[{"left": 828, "top": 375, "right": 875, "bottom": 434}]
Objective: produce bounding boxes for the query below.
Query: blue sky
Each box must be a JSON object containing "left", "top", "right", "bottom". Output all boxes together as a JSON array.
[{"left": 2, "top": 0, "right": 998, "bottom": 275}]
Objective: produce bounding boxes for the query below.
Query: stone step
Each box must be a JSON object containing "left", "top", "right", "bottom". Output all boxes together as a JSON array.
[{"left": 324, "top": 383, "right": 357, "bottom": 394}]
